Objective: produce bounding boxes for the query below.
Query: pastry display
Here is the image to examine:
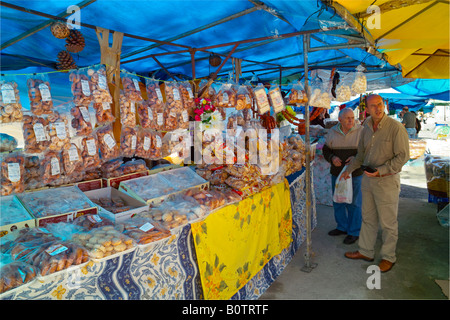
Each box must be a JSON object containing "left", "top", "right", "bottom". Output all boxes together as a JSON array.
[{"left": 72, "top": 214, "right": 114, "bottom": 231}]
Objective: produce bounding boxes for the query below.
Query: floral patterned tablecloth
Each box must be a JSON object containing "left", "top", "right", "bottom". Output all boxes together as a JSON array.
[{"left": 1, "top": 169, "right": 314, "bottom": 300}]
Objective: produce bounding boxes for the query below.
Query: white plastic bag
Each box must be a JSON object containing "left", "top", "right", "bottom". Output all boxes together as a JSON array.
[{"left": 333, "top": 165, "right": 353, "bottom": 204}]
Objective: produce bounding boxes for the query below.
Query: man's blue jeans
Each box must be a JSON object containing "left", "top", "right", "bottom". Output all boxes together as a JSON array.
[{"left": 331, "top": 174, "right": 362, "bottom": 236}]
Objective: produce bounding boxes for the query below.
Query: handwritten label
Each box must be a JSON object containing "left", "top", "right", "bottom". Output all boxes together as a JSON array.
[
  {"left": 7, "top": 163, "right": 20, "bottom": 182},
  {"left": 39, "top": 83, "right": 52, "bottom": 101}
]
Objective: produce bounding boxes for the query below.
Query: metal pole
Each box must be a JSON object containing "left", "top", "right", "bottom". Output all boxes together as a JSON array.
[{"left": 301, "top": 34, "right": 317, "bottom": 273}]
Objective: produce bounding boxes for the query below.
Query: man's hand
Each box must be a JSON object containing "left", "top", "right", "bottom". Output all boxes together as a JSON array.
[
  {"left": 340, "top": 170, "right": 351, "bottom": 180},
  {"left": 332, "top": 155, "right": 342, "bottom": 167},
  {"left": 364, "top": 170, "right": 380, "bottom": 177},
  {"left": 345, "top": 156, "right": 354, "bottom": 165}
]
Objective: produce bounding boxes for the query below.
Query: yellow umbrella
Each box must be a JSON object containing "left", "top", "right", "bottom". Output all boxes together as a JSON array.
[{"left": 332, "top": 0, "right": 449, "bottom": 79}]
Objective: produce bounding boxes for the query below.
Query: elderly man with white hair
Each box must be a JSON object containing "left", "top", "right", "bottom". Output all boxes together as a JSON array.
[{"left": 322, "top": 107, "right": 363, "bottom": 245}]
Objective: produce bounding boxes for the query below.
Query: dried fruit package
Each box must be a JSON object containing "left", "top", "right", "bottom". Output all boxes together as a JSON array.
[
  {"left": 164, "top": 81, "right": 184, "bottom": 131},
  {"left": 121, "top": 72, "right": 143, "bottom": 102},
  {"left": 253, "top": 83, "right": 271, "bottom": 115},
  {"left": 62, "top": 142, "right": 84, "bottom": 177},
  {"left": 41, "top": 150, "right": 63, "bottom": 185},
  {"left": 119, "top": 92, "right": 137, "bottom": 127},
  {"left": 47, "top": 111, "right": 71, "bottom": 152},
  {"left": 88, "top": 64, "right": 113, "bottom": 104},
  {"left": 135, "top": 127, "right": 162, "bottom": 160},
  {"left": 216, "top": 82, "right": 237, "bottom": 108},
  {"left": 0, "top": 152, "right": 25, "bottom": 196},
  {"left": 0, "top": 76, "right": 23, "bottom": 123},
  {"left": 80, "top": 134, "right": 101, "bottom": 170},
  {"left": 120, "top": 126, "right": 138, "bottom": 158},
  {"left": 70, "top": 105, "right": 93, "bottom": 136},
  {"left": 95, "top": 124, "right": 119, "bottom": 162},
  {"left": 69, "top": 69, "right": 93, "bottom": 106},
  {"left": 268, "top": 83, "right": 286, "bottom": 114},
  {"left": 22, "top": 113, "right": 50, "bottom": 154},
  {"left": 26, "top": 73, "right": 54, "bottom": 116}
]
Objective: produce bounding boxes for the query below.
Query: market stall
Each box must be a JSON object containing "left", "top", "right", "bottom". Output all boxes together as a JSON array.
[{"left": 1, "top": 0, "right": 413, "bottom": 301}]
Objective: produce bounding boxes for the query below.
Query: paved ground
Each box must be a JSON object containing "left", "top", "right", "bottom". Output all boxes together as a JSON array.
[{"left": 260, "top": 120, "right": 449, "bottom": 300}]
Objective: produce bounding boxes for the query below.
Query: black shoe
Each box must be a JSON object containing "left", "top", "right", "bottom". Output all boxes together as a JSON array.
[
  {"left": 343, "top": 235, "right": 359, "bottom": 244},
  {"left": 328, "top": 229, "right": 347, "bottom": 236}
]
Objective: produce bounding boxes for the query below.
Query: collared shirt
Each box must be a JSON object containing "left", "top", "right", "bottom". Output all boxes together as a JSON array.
[{"left": 347, "top": 114, "right": 410, "bottom": 176}]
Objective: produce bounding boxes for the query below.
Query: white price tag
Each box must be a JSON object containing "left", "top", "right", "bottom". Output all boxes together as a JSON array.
[
  {"left": 155, "top": 135, "right": 162, "bottom": 148},
  {"left": 79, "top": 106, "right": 90, "bottom": 122},
  {"left": 173, "top": 88, "right": 180, "bottom": 101},
  {"left": 143, "top": 136, "right": 151, "bottom": 151},
  {"left": 39, "top": 83, "right": 52, "bottom": 101},
  {"left": 33, "top": 123, "right": 47, "bottom": 142},
  {"left": 157, "top": 113, "right": 164, "bottom": 126},
  {"left": 81, "top": 79, "right": 91, "bottom": 96},
  {"left": 1, "top": 84, "right": 16, "bottom": 104},
  {"left": 133, "top": 78, "right": 141, "bottom": 91},
  {"left": 54, "top": 121, "right": 67, "bottom": 139},
  {"left": 182, "top": 110, "right": 189, "bottom": 122},
  {"left": 98, "top": 74, "right": 107, "bottom": 90},
  {"left": 147, "top": 107, "right": 153, "bottom": 120},
  {"left": 131, "top": 135, "right": 137, "bottom": 150},
  {"left": 45, "top": 244, "right": 68, "bottom": 256},
  {"left": 7, "top": 163, "right": 21, "bottom": 182},
  {"left": 51, "top": 157, "right": 60, "bottom": 176},
  {"left": 68, "top": 144, "right": 79, "bottom": 161},
  {"left": 103, "top": 133, "right": 116, "bottom": 149},
  {"left": 102, "top": 102, "right": 111, "bottom": 110},
  {"left": 86, "top": 138, "right": 97, "bottom": 156},
  {"left": 155, "top": 88, "right": 163, "bottom": 102},
  {"left": 139, "top": 222, "right": 154, "bottom": 232}
]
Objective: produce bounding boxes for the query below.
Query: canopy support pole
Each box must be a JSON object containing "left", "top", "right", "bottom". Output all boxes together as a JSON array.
[{"left": 301, "top": 34, "right": 317, "bottom": 273}]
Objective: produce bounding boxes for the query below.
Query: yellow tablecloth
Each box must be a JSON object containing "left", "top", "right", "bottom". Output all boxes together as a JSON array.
[{"left": 191, "top": 180, "right": 292, "bottom": 300}]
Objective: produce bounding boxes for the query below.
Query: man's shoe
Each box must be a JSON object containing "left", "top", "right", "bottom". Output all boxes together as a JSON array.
[
  {"left": 328, "top": 229, "right": 347, "bottom": 236},
  {"left": 343, "top": 235, "right": 359, "bottom": 244},
  {"left": 379, "top": 259, "right": 395, "bottom": 272},
  {"left": 344, "top": 251, "right": 374, "bottom": 262}
]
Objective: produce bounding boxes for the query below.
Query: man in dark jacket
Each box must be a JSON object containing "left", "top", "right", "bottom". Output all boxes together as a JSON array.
[{"left": 322, "top": 108, "right": 363, "bottom": 244}]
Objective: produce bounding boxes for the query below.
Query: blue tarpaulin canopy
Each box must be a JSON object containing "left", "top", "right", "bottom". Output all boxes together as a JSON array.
[{"left": 1, "top": 0, "right": 398, "bottom": 82}]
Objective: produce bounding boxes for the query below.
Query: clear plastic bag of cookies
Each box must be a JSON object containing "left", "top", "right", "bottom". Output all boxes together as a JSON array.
[
  {"left": 0, "top": 76, "right": 23, "bottom": 123},
  {"left": 121, "top": 71, "right": 143, "bottom": 102},
  {"left": 145, "top": 78, "right": 164, "bottom": 112},
  {"left": 216, "top": 82, "right": 237, "bottom": 108},
  {"left": 253, "top": 83, "right": 271, "bottom": 115},
  {"left": 198, "top": 79, "right": 216, "bottom": 103},
  {"left": 236, "top": 85, "right": 252, "bottom": 110},
  {"left": 138, "top": 99, "right": 165, "bottom": 131},
  {"left": 40, "top": 150, "right": 63, "bottom": 185},
  {"left": 268, "top": 83, "right": 286, "bottom": 114},
  {"left": 288, "top": 81, "right": 307, "bottom": 105},
  {"left": 115, "top": 216, "right": 170, "bottom": 245},
  {"left": 179, "top": 81, "right": 195, "bottom": 117},
  {"left": 0, "top": 152, "right": 25, "bottom": 196},
  {"left": 62, "top": 142, "right": 84, "bottom": 177},
  {"left": 164, "top": 81, "right": 184, "bottom": 131},
  {"left": 22, "top": 113, "right": 50, "bottom": 154},
  {"left": 160, "top": 128, "right": 189, "bottom": 159},
  {"left": 120, "top": 158, "right": 148, "bottom": 175},
  {"left": 135, "top": 127, "right": 162, "bottom": 160},
  {"left": 70, "top": 104, "right": 93, "bottom": 136},
  {"left": 92, "top": 102, "right": 115, "bottom": 125},
  {"left": 0, "top": 260, "right": 38, "bottom": 294},
  {"left": 119, "top": 91, "right": 137, "bottom": 127},
  {"left": 47, "top": 111, "right": 71, "bottom": 152},
  {"left": 120, "top": 126, "right": 138, "bottom": 158},
  {"left": 26, "top": 73, "right": 54, "bottom": 116},
  {"left": 80, "top": 134, "right": 101, "bottom": 171},
  {"left": 72, "top": 214, "right": 114, "bottom": 231},
  {"left": 100, "top": 157, "right": 123, "bottom": 178},
  {"left": 23, "top": 155, "right": 42, "bottom": 191},
  {"left": 95, "top": 123, "right": 119, "bottom": 162},
  {"left": 70, "top": 226, "right": 136, "bottom": 260},
  {"left": 69, "top": 68, "right": 93, "bottom": 106},
  {"left": 88, "top": 64, "right": 113, "bottom": 104}
]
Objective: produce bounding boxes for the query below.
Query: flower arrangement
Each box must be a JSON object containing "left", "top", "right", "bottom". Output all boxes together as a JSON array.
[{"left": 194, "top": 97, "right": 223, "bottom": 129}]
